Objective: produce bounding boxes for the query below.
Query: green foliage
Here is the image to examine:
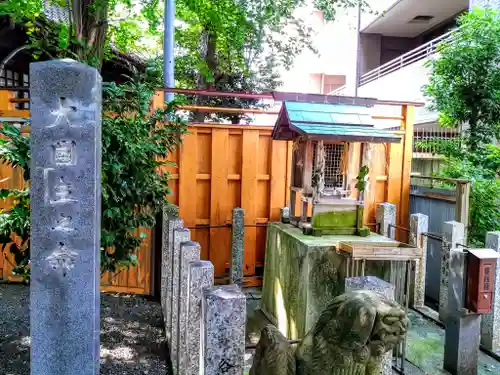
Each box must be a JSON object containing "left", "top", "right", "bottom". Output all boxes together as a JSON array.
[
  {"left": 0, "top": 125, "right": 31, "bottom": 278},
  {"left": 355, "top": 165, "right": 369, "bottom": 193},
  {"left": 173, "top": 0, "right": 375, "bottom": 123},
  {"left": 424, "top": 7, "right": 500, "bottom": 153},
  {"left": 468, "top": 178, "right": 500, "bottom": 246},
  {"left": 0, "top": 75, "right": 187, "bottom": 277},
  {"left": 100, "top": 77, "right": 187, "bottom": 272},
  {"left": 0, "top": 0, "right": 163, "bottom": 67},
  {"left": 415, "top": 138, "right": 462, "bottom": 159},
  {"left": 423, "top": 7, "right": 500, "bottom": 245}
]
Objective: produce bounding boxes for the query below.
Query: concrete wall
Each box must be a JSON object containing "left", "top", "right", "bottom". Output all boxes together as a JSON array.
[
  {"left": 359, "top": 33, "right": 382, "bottom": 76},
  {"left": 360, "top": 0, "right": 402, "bottom": 30},
  {"left": 380, "top": 36, "right": 419, "bottom": 64},
  {"left": 359, "top": 34, "right": 421, "bottom": 76}
]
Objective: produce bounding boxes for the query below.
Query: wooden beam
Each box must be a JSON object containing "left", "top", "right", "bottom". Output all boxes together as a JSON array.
[
  {"left": 179, "top": 105, "right": 279, "bottom": 115},
  {"left": 0, "top": 110, "right": 29, "bottom": 118},
  {"left": 409, "top": 174, "right": 470, "bottom": 184},
  {"left": 455, "top": 181, "right": 471, "bottom": 242},
  {"left": 371, "top": 115, "right": 404, "bottom": 120},
  {"left": 399, "top": 105, "right": 415, "bottom": 230},
  {"left": 162, "top": 87, "right": 274, "bottom": 99},
  {"left": 189, "top": 122, "right": 274, "bottom": 130},
  {"left": 241, "top": 130, "right": 259, "bottom": 275},
  {"left": 210, "top": 128, "right": 229, "bottom": 275}
]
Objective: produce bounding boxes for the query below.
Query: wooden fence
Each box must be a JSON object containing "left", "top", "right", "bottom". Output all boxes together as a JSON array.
[
  {"left": 0, "top": 88, "right": 416, "bottom": 294},
  {"left": 164, "top": 124, "right": 292, "bottom": 283}
]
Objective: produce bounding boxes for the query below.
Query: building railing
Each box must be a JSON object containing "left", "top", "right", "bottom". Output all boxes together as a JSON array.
[
  {"left": 359, "top": 29, "right": 456, "bottom": 87},
  {"left": 328, "top": 85, "right": 347, "bottom": 95},
  {"left": 413, "top": 126, "right": 460, "bottom": 154}
]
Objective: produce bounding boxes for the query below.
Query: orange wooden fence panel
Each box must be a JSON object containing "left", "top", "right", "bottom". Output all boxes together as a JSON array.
[
  {"left": 163, "top": 124, "right": 293, "bottom": 280},
  {"left": 0, "top": 92, "right": 153, "bottom": 295},
  {"left": 0, "top": 89, "right": 415, "bottom": 293}
]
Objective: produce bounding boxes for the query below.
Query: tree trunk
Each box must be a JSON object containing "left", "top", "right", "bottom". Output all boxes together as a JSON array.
[
  {"left": 71, "top": 0, "right": 108, "bottom": 68},
  {"left": 193, "top": 26, "right": 218, "bottom": 122}
]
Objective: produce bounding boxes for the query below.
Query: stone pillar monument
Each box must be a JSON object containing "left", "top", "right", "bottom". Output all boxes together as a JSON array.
[
  {"left": 409, "top": 213, "right": 429, "bottom": 307},
  {"left": 443, "top": 249, "right": 481, "bottom": 375},
  {"left": 203, "top": 284, "right": 246, "bottom": 375},
  {"left": 440, "top": 221, "right": 465, "bottom": 321},
  {"left": 186, "top": 260, "right": 214, "bottom": 375},
  {"left": 170, "top": 228, "right": 190, "bottom": 373},
  {"left": 230, "top": 208, "right": 244, "bottom": 284},
  {"left": 177, "top": 241, "right": 201, "bottom": 375},
  {"left": 30, "top": 60, "right": 102, "bottom": 375},
  {"left": 376, "top": 202, "right": 396, "bottom": 239}
]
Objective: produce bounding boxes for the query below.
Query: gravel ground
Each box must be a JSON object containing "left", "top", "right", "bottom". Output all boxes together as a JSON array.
[{"left": 0, "top": 284, "right": 168, "bottom": 375}]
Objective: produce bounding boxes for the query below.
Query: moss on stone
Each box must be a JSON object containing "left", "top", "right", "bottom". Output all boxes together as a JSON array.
[
  {"left": 356, "top": 227, "right": 370, "bottom": 237},
  {"left": 312, "top": 210, "right": 357, "bottom": 229}
]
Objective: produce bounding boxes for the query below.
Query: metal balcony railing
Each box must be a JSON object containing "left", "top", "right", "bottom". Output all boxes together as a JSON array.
[
  {"left": 359, "top": 29, "right": 456, "bottom": 87},
  {"left": 413, "top": 126, "right": 460, "bottom": 154},
  {"left": 328, "top": 85, "right": 347, "bottom": 95}
]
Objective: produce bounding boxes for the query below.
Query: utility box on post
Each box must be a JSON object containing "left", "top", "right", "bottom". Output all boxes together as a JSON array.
[{"left": 466, "top": 249, "right": 500, "bottom": 314}]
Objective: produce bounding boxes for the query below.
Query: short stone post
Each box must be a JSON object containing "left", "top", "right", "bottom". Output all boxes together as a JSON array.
[
  {"left": 161, "top": 210, "right": 183, "bottom": 325},
  {"left": 230, "top": 208, "right": 244, "bottom": 284},
  {"left": 444, "top": 249, "right": 481, "bottom": 375},
  {"left": 280, "top": 207, "right": 290, "bottom": 223},
  {"left": 439, "top": 221, "right": 465, "bottom": 322},
  {"left": 481, "top": 232, "right": 500, "bottom": 352},
  {"left": 177, "top": 241, "right": 201, "bottom": 375},
  {"left": 345, "top": 276, "right": 395, "bottom": 375},
  {"left": 376, "top": 203, "right": 396, "bottom": 239},
  {"left": 30, "top": 60, "right": 102, "bottom": 374},
  {"left": 170, "top": 228, "right": 190, "bottom": 373},
  {"left": 409, "top": 213, "right": 429, "bottom": 307},
  {"left": 203, "top": 284, "right": 246, "bottom": 375},
  {"left": 186, "top": 261, "right": 214, "bottom": 375}
]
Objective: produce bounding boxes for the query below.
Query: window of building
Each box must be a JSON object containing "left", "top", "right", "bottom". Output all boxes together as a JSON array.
[{"left": 0, "top": 69, "right": 30, "bottom": 110}]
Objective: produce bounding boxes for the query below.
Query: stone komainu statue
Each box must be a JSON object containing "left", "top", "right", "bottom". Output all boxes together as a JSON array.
[{"left": 250, "top": 290, "right": 408, "bottom": 375}]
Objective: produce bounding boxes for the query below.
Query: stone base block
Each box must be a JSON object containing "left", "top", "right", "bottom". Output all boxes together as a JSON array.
[{"left": 444, "top": 314, "right": 481, "bottom": 375}]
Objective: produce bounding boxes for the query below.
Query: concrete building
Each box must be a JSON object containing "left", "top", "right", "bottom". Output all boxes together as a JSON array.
[{"left": 332, "top": 0, "right": 499, "bottom": 175}]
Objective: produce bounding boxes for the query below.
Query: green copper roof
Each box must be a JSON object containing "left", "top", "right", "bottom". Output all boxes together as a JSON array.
[
  {"left": 272, "top": 101, "right": 401, "bottom": 143},
  {"left": 284, "top": 101, "right": 374, "bottom": 126},
  {"left": 290, "top": 122, "right": 401, "bottom": 143}
]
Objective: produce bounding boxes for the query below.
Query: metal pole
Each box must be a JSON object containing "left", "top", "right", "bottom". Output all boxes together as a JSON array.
[
  {"left": 164, "top": 0, "right": 175, "bottom": 104},
  {"left": 353, "top": 0, "right": 362, "bottom": 97}
]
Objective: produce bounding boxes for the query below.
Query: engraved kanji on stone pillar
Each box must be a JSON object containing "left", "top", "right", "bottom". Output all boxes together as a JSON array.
[{"left": 30, "top": 59, "right": 102, "bottom": 375}]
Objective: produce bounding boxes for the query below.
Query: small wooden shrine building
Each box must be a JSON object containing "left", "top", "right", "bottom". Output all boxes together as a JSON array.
[{"left": 272, "top": 99, "right": 402, "bottom": 236}]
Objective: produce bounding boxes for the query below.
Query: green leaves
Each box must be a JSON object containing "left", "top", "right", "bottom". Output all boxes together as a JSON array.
[
  {"left": 424, "top": 7, "right": 500, "bottom": 151},
  {"left": 100, "top": 76, "right": 187, "bottom": 273},
  {"left": 173, "top": 0, "right": 373, "bottom": 124},
  {"left": 355, "top": 165, "right": 369, "bottom": 193},
  {"left": 0, "top": 124, "right": 31, "bottom": 279},
  {"left": 0, "top": 77, "right": 186, "bottom": 278},
  {"left": 423, "top": 7, "right": 500, "bottom": 246}
]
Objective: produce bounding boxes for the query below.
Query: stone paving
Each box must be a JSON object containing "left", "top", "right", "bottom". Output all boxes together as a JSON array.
[
  {"left": 0, "top": 284, "right": 167, "bottom": 375},
  {"left": 406, "top": 310, "right": 500, "bottom": 375}
]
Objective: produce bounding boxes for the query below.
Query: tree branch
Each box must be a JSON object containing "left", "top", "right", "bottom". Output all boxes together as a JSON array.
[{"left": 0, "top": 45, "right": 29, "bottom": 72}]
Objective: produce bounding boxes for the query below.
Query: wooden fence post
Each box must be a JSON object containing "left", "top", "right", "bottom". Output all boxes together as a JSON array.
[
  {"left": 455, "top": 180, "right": 471, "bottom": 242},
  {"left": 400, "top": 105, "right": 415, "bottom": 233},
  {"left": 0, "top": 90, "right": 13, "bottom": 112},
  {"left": 386, "top": 104, "right": 414, "bottom": 239}
]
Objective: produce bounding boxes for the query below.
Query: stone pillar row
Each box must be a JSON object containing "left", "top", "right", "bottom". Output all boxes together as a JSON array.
[{"left": 161, "top": 208, "right": 246, "bottom": 375}]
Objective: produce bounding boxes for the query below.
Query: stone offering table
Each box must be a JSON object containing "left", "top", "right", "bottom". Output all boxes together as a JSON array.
[{"left": 261, "top": 222, "right": 400, "bottom": 340}]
